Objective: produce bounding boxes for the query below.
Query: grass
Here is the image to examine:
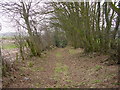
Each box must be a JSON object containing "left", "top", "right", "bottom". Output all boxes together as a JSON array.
[
  {"left": 55, "top": 63, "right": 68, "bottom": 73},
  {"left": 78, "top": 82, "right": 86, "bottom": 85},
  {"left": 95, "top": 65, "right": 102, "bottom": 71},
  {"left": 65, "top": 79, "right": 73, "bottom": 83},
  {"left": 69, "top": 49, "right": 76, "bottom": 54},
  {"left": 0, "top": 36, "right": 14, "bottom": 39},
  {"left": 55, "top": 52, "right": 62, "bottom": 57},
  {"left": 53, "top": 73, "right": 60, "bottom": 81},
  {"left": 92, "top": 80, "right": 102, "bottom": 84},
  {"left": 69, "top": 49, "right": 79, "bottom": 54},
  {"left": 40, "top": 53, "right": 47, "bottom": 58},
  {"left": 53, "top": 63, "right": 69, "bottom": 81},
  {"left": 112, "top": 82, "right": 120, "bottom": 85},
  {"left": 2, "top": 44, "right": 17, "bottom": 50},
  {"left": 34, "top": 83, "right": 41, "bottom": 88},
  {"left": 27, "top": 61, "right": 34, "bottom": 67},
  {"left": 31, "top": 66, "right": 44, "bottom": 72},
  {"left": 106, "top": 74, "right": 116, "bottom": 79},
  {"left": 20, "top": 67, "right": 27, "bottom": 71}
]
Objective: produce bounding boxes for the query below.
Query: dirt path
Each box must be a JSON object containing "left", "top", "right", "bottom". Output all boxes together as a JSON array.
[{"left": 3, "top": 47, "right": 119, "bottom": 88}]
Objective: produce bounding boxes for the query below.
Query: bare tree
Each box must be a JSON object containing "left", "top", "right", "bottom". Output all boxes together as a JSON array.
[{"left": 0, "top": 0, "right": 50, "bottom": 56}]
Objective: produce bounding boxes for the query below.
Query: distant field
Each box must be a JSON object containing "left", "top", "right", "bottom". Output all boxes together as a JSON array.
[
  {"left": 2, "top": 44, "right": 18, "bottom": 50},
  {"left": 0, "top": 37, "right": 17, "bottom": 50},
  {"left": 0, "top": 36, "right": 15, "bottom": 40}
]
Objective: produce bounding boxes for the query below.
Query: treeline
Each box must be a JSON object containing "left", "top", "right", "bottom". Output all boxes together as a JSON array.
[
  {"left": 0, "top": 1, "right": 120, "bottom": 76},
  {"left": 0, "top": 1, "right": 120, "bottom": 59},
  {"left": 50, "top": 2, "right": 120, "bottom": 54}
]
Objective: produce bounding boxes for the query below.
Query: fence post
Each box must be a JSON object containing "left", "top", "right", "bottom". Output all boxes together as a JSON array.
[
  {"left": 0, "top": 48, "right": 1, "bottom": 61},
  {"left": 0, "top": 47, "right": 2, "bottom": 88}
]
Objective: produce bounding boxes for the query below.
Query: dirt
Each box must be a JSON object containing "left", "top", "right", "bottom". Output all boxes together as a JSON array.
[{"left": 2, "top": 47, "right": 119, "bottom": 88}]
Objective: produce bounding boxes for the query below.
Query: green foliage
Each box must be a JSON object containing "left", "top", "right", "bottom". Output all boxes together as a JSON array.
[
  {"left": 54, "top": 30, "right": 67, "bottom": 48},
  {"left": 26, "top": 38, "right": 37, "bottom": 56},
  {"left": 30, "top": 88, "right": 35, "bottom": 90},
  {"left": 50, "top": 2, "right": 119, "bottom": 58},
  {"left": 112, "top": 83, "right": 120, "bottom": 85},
  {"left": 54, "top": 36, "right": 67, "bottom": 48}
]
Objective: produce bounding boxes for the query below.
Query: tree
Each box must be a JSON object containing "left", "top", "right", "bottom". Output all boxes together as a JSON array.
[
  {"left": 49, "top": 1, "right": 118, "bottom": 54},
  {"left": 0, "top": 0, "right": 49, "bottom": 56}
]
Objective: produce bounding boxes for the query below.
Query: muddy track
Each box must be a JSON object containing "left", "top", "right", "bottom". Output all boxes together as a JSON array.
[{"left": 3, "top": 47, "right": 119, "bottom": 88}]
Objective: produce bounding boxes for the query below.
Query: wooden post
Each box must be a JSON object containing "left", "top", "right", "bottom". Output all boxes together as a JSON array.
[
  {"left": 0, "top": 48, "right": 1, "bottom": 61},
  {"left": 0, "top": 48, "right": 2, "bottom": 88}
]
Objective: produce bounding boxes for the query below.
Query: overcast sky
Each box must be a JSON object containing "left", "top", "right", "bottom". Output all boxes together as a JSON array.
[
  {"left": 0, "top": 0, "right": 45, "bottom": 34},
  {"left": 0, "top": 0, "right": 18, "bottom": 33},
  {"left": 0, "top": 0, "right": 119, "bottom": 34},
  {"left": 0, "top": 16, "right": 15, "bottom": 33}
]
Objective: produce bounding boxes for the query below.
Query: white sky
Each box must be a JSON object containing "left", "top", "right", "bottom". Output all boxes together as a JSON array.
[
  {"left": 0, "top": 0, "right": 18, "bottom": 34},
  {"left": 0, "top": 0, "right": 119, "bottom": 34},
  {"left": 0, "top": 0, "right": 43, "bottom": 34},
  {"left": 0, "top": 16, "right": 15, "bottom": 33}
]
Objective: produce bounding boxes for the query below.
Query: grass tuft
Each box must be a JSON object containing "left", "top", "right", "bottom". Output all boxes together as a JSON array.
[
  {"left": 28, "top": 61, "right": 34, "bottom": 67},
  {"left": 92, "top": 80, "right": 101, "bottom": 84},
  {"left": 95, "top": 65, "right": 102, "bottom": 71}
]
